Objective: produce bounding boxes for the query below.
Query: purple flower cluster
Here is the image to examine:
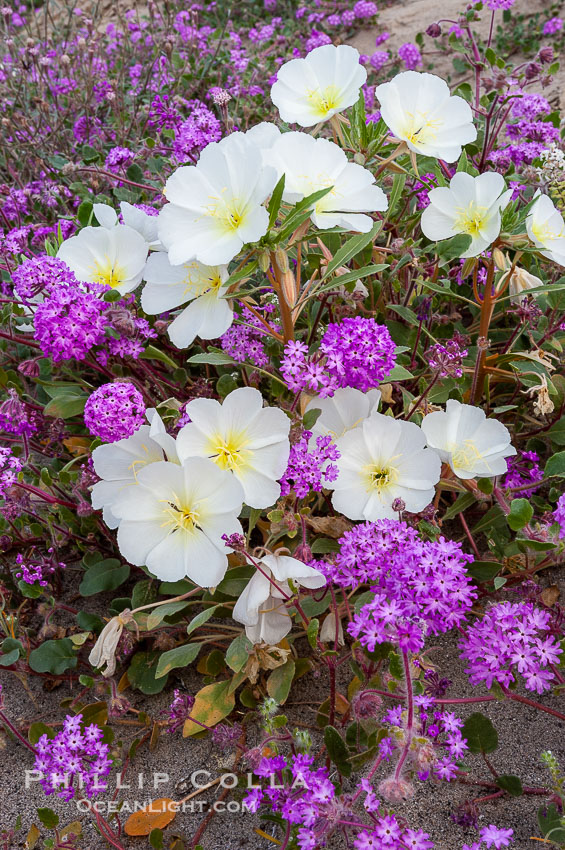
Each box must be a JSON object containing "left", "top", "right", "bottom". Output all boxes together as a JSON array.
[
  {"left": 0, "top": 447, "right": 23, "bottom": 499},
  {"left": 398, "top": 42, "right": 422, "bottom": 70},
  {"left": 333, "top": 520, "right": 475, "bottom": 651},
  {"left": 554, "top": 493, "right": 565, "bottom": 538},
  {"left": 34, "top": 280, "right": 109, "bottom": 362},
  {"left": 502, "top": 450, "right": 543, "bottom": 497},
  {"left": 220, "top": 304, "right": 278, "bottom": 368},
  {"left": 14, "top": 548, "right": 65, "bottom": 587},
  {"left": 460, "top": 601, "right": 562, "bottom": 694},
  {"left": 543, "top": 17, "right": 563, "bottom": 36},
  {"left": 164, "top": 689, "right": 195, "bottom": 734},
  {"left": 173, "top": 99, "right": 222, "bottom": 162},
  {"left": 280, "top": 430, "right": 340, "bottom": 499},
  {"left": 12, "top": 255, "right": 76, "bottom": 300},
  {"left": 414, "top": 173, "right": 436, "bottom": 210},
  {"left": 426, "top": 334, "right": 469, "bottom": 378},
  {"left": 104, "top": 146, "right": 136, "bottom": 172},
  {"left": 484, "top": 0, "right": 517, "bottom": 9},
  {"left": 34, "top": 714, "right": 112, "bottom": 800},
  {"left": 321, "top": 318, "right": 396, "bottom": 391},
  {"left": 353, "top": 1, "right": 378, "bottom": 18},
  {"left": 464, "top": 825, "right": 514, "bottom": 850},
  {"left": 83, "top": 382, "right": 145, "bottom": 443},
  {"left": 0, "top": 389, "right": 41, "bottom": 437}
]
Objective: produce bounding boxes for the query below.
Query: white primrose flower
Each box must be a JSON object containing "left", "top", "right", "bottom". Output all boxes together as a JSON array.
[
  {"left": 244, "top": 122, "right": 281, "bottom": 163},
  {"left": 421, "top": 399, "right": 516, "bottom": 479},
  {"left": 305, "top": 387, "right": 381, "bottom": 443},
  {"left": 329, "top": 413, "right": 441, "bottom": 520},
  {"left": 141, "top": 252, "right": 232, "bottom": 349},
  {"left": 271, "top": 44, "right": 366, "bottom": 128},
  {"left": 111, "top": 457, "right": 243, "bottom": 586},
  {"left": 269, "top": 133, "right": 388, "bottom": 232},
  {"left": 57, "top": 219, "right": 149, "bottom": 294},
  {"left": 375, "top": 71, "right": 476, "bottom": 162},
  {"left": 93, "top": 201, "right": 162, "bottom": 250},
  {"left": 421, "top": 172, "right": 513, "bottom": 258},
  {"left": 233, "top": 554, "right": 326, "bottom": 645},
  {"left": 90, "top": 409, "right": 176, "bottom": 529},
  {"left": 505, "top": 266, "right": 544, "bottom": 304},
  {"left": 176, "top": 387, "right": 290, "bottom": 509},
  {"left": 158, "top": 132, "right": 278, "bottom": 266},
  {"left": 526, "top": 193, "right": 565, "bottom": 267}
]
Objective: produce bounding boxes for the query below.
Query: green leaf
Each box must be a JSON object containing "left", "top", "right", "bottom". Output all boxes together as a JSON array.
[
  {"left": 268, "top": 174, "right": 286, "bottom": 228},
  {"left": 79, "top": 559, "right": 130, "bottom": 597},
  {"left": 186, "top": 605, "right": 221, "bottom": 636},
  {"left": 266, "top": 658, "right": 296, "bottom": 704},
  {"left": 131, "top": 580, "right": 158, "bottom": 609},
  {"left": 226, "top": 633, "right": 252, "bottom": 673},
  {"left": 324, "top": 725, "right": 351, "bottom": 777},
  {"left": 128, "top": 651, "right": 169, "bottom": 693},
  {"left": 37, "top": 808, "right": 59, "bottom": 829},
  {"left": 467, "top": 560, "right": 500, "bottom": 583},
  {"left": 323, "top": 220, "right": 382, "bottom": 279},
  {"left": 140, "top": 344, "right": 179, "bottom": 369},
  {"left": 29, "top": 639, "right": 77, "bottom": 675},
  {"left": 548, "top": 418, "right": 565, "bottom": 446},
  {"left": 155, "top": 643, "right": 201, "bottom": 679},
  {"left": 149, "top": 828, "right": 165, "bottom": 850},
  {"left": 386, "top": 364, "right": 414, "bottom": 381},
  {"left": 303, "top": 407, "right": 321, "bottom": 431},
  {"left": 435, "top": 233, "right": 473, "bottom": 262},
  {"left": 443, "top": 492, "right": 476, "bottom": 521},
  {"left": 146, "top": 600, "right": 189, "bottom": 630},
  {"left": 507, "top": 498, "right": 533, "bottom": 531},
  {"left": 387, "top": 172, "right": 407, "bottom": 217},
  {"left": 462, "top": 712, "right": 498, "bottom": 754},
  {"left": 538, "top": 803, "right": 565, "bottom": 843},
  {"left": 186, "top": 350, "right": 235, "bottom": 366},
  {"left": 0, "top": 648, "right": 20, "bottom": 667},
  {"left": 183, "top": 680, "right": 235, "bottom": 736},
  {"left": 496, "top": 774, "right": 523, "bottom": 796},
  {"left": 43, "top": 387, "right": 88, "bottom": 419},
  {"left": 76, "top": 612, "right": 105, "bottom": 633},
  {"left": 77, "top": 201, "right": 93, "bottom": 226},
  {"left": 28, "top": 722, "right": 56, "bottom": 745},
  {"left": 545, "top": 451, "right": 565, "bottom": 478}
]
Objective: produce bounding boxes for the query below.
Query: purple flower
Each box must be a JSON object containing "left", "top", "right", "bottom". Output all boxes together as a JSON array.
[
  {"left": 280, "top": 430, "right": 340, "bottom": 499},
  {"left": 503, "top": 450, "right": 543, "bottom": 497},
  {"left": 543, "top": 17, "right": 563, "bottom": 35},
  {"left": 104, "top": 146, "right": 135, "bottom": 172},
  {"left": 34, "top": 280, "right": 109, "bottom": 362},
  {"left": 12, "top": 255, "right": 76, "bottom": 300},
  {"left": 353, "top": 1, "right": 378, "bottom": 18},
  {"left": 84, "top": 382, "right": 145, "bottom": 443},
  {"left": 33, "top": 714, "right": 111, "bottom": 799},
  {"left": 480, "top": 825, "right": 514, "bottom": 849},
  {"left": 553, "top": 493, "right": 565, "bottom": 538},
  {"left": 398, "top": 42, "right": 422, "bottom": 70}
]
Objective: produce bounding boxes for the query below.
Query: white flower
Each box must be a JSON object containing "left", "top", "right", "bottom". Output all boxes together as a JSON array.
[
  {"left": 141, "top": 252, "right": 232, "bottom": 348},
  {"left": 505, "top": 266, "right": 544, "bottom": 304},
  {"left": 271, "top": 44, "right": 366, "bottom": 127},
  {"left": 93, "top": 201, "right": 162, "bottom": 250},
  {"left": 91, "top": 410, "right": 176, "bottom": 528},
  {"left": 88, "top": 611, "right": 133, "bottom": 677},
  {"left": 305, "top": 387, "right": 381, "bottom": 443},
  {"left": 375, "top": 71, "right": 476, "bottom": 162},
  {"left": 526, "top": 193, "right": 565, "bottom": 267},
  {"left": 421, "top": 172, "right": 512, "bottom": 258},
  {"left": 269, "top": 133, "right": 387, "bottom": 232},
  {"left": 233, "top": 554, "right": 326, "bottom": 645},
  {"left": 111, "top": 457, "right": 243, "bottom": 586},
  {"left": 244, "top": 122, "right": 281, "bottom": 163},
  {"left": 158, "top": 132, "right": 278, "bottom": 266},
  {"left": 56, "top": 219, "right": 148, "bottom": 294},
  {"left": 421, "top": 399, "right": 516, "bottom": 479},
  {"left": 329, "top": 413, "right": 441, "bottom": 520},
  {"left": 177, "top": 387, "right": 290, "bottom": 509}
]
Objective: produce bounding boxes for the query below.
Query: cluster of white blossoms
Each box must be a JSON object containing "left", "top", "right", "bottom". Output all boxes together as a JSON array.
[{"left": 82, "top": 43, "right": 538, "bottom": 647}]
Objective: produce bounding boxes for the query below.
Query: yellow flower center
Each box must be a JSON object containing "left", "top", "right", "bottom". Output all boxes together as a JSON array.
[
  {"left": 208, "top": 432, "right": 251, "bottom": 473},
  {"left": 91, "top": 258, "right": 126, "bottom": 289},
  {"left": 204, "top": 191, "right": 247, "bottom": 233},
  {"left": 161, "top": 495, "right": 200, "bottom": 533},
  {"left": 306, "top": 85, "right": 342, "bottom": 116},
  {"left": 454, "top": 201, "right": 488, "bottom": 237},
  {"left": 400, "top": 111, "right": 443, "bottom": 146},
  {"left": 365, "top": 464, "right": 399, "bottom": 494},
  {"left": 182, "top": 263, "right": 224, "bottom": 298},
  {"left": 449, "top": 439, "right": 484, "bottom": 472},
  {"left": 531, "top": 219, "right": 565, "bottom": 244}
]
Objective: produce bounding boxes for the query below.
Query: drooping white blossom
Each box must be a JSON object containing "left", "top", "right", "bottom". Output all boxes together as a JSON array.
[
  {"left": 421, "top": 172, "right": 513, "bottom": 258},
  {"left": 158, "top": 132, "right": 278, "bottom": 266},
  {"left": 269, "top": 132, "right": 387, "bottom": 232},
  {"left": 141, "top": 252, "right": 232, "bottom": 348},
  {"left": 271, "top": 44, "right": 366, "bottom": 127},
  {"left": 233, "top": 554, "right": 326, "bottom": 645},
  {"left": 421, "top": 399, "right": 516, "bottom": 479},
  {"left": 111, "top": 457, "right": 243, "bottom": 586},
  {"left": 375, "top": 71, "right": 476, "bottom": 162},
  {"left": 176, "top": 387, "right": 290, "bottom": 509},
  {"left": 329, "top": 413, "right": 441, "bottom": 520}
]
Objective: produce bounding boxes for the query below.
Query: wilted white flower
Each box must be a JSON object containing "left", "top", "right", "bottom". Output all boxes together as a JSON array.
[
  {"left": 233, "top": 554, "right": 326, "bottom": 644},
  {"left": 141, "top": 252, "right": 232, "bottom": 348},
  {"left": 329, "top": 413, "right": 441, "bottom": 520},
  {"left": 269, "top": 133, "right": 387, "bottom": 232},
  {"left": 111, "top": 457, "right": 243, "bottom": 585},
  {"left": 526, "top": 192, "right": 565, "bottom": 267},
  {"left": 421, "top": 172, "right": 512, "bottom": 258},
  {"left": 505, "top": 265, "right": 544, "bottom": 304},
  {"left": 271, "top": 44, "right": 366, "bottom": 127},
  {"left": 177, "top": 388, "right": 290, "bottom": 509},
  {"left": 421, "top": 399, "right": 516, "bottom": 479},
  {"left": 375, "top": 71, "right": 476, "bottom": 162},
  {"left": 158, "top": 132, "right": 278, "bottom": 266},
  {"left": 88, "top": 610, "right": 133, "bottom": 677}
]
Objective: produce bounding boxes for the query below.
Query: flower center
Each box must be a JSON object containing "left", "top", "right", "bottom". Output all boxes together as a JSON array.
[
  {"left": 449, "top": 439, "right": 484, "bottom": 471},
  {"left": 91, "top": 258, "right": 126, "bottom": 288},
  {"left": 306, "top": 85, "right": 341, "bottom": 116},
  {"left": 366, "top": 465, "right": 398, "bottom": 493},
  {"left": 161, "top": 494, "right": 200, "bottom": 533},
  {"left": 182, "top": 263, "right": 224, "bottom": 298},
  {"left": 401, "top": 111, "right": 442, "bottom": 146},
  {"left": 209, "top": 432, "right": 251, "bottom": 472},
  {"left": 205, "top": 193, "right": 246, "bottom": 232},
  {"left": 531, "top": 219, "right": 565, "bottom": 244},
  {"left": 454, "top": 201, "right": 488, "bottom": 237}
]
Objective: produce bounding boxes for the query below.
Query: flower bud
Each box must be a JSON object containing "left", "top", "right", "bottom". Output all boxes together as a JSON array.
[
  {"left": 426, "top": 23, "right": 442, "bottom": 37},
  {"left": 280, "top": 268, "right": 298, "bottom": 307},
  {"left": 539, "top": 46, "right": 554, "bottom": 64},
  {"left": 492, "top": 247, "right": 506, "bottom": 271},
  {"left": 274, "top": 246, "right": 290, "bottom": 274},
  {"left": 17, "top": 358, "right": 40, "bottom": 377}
]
